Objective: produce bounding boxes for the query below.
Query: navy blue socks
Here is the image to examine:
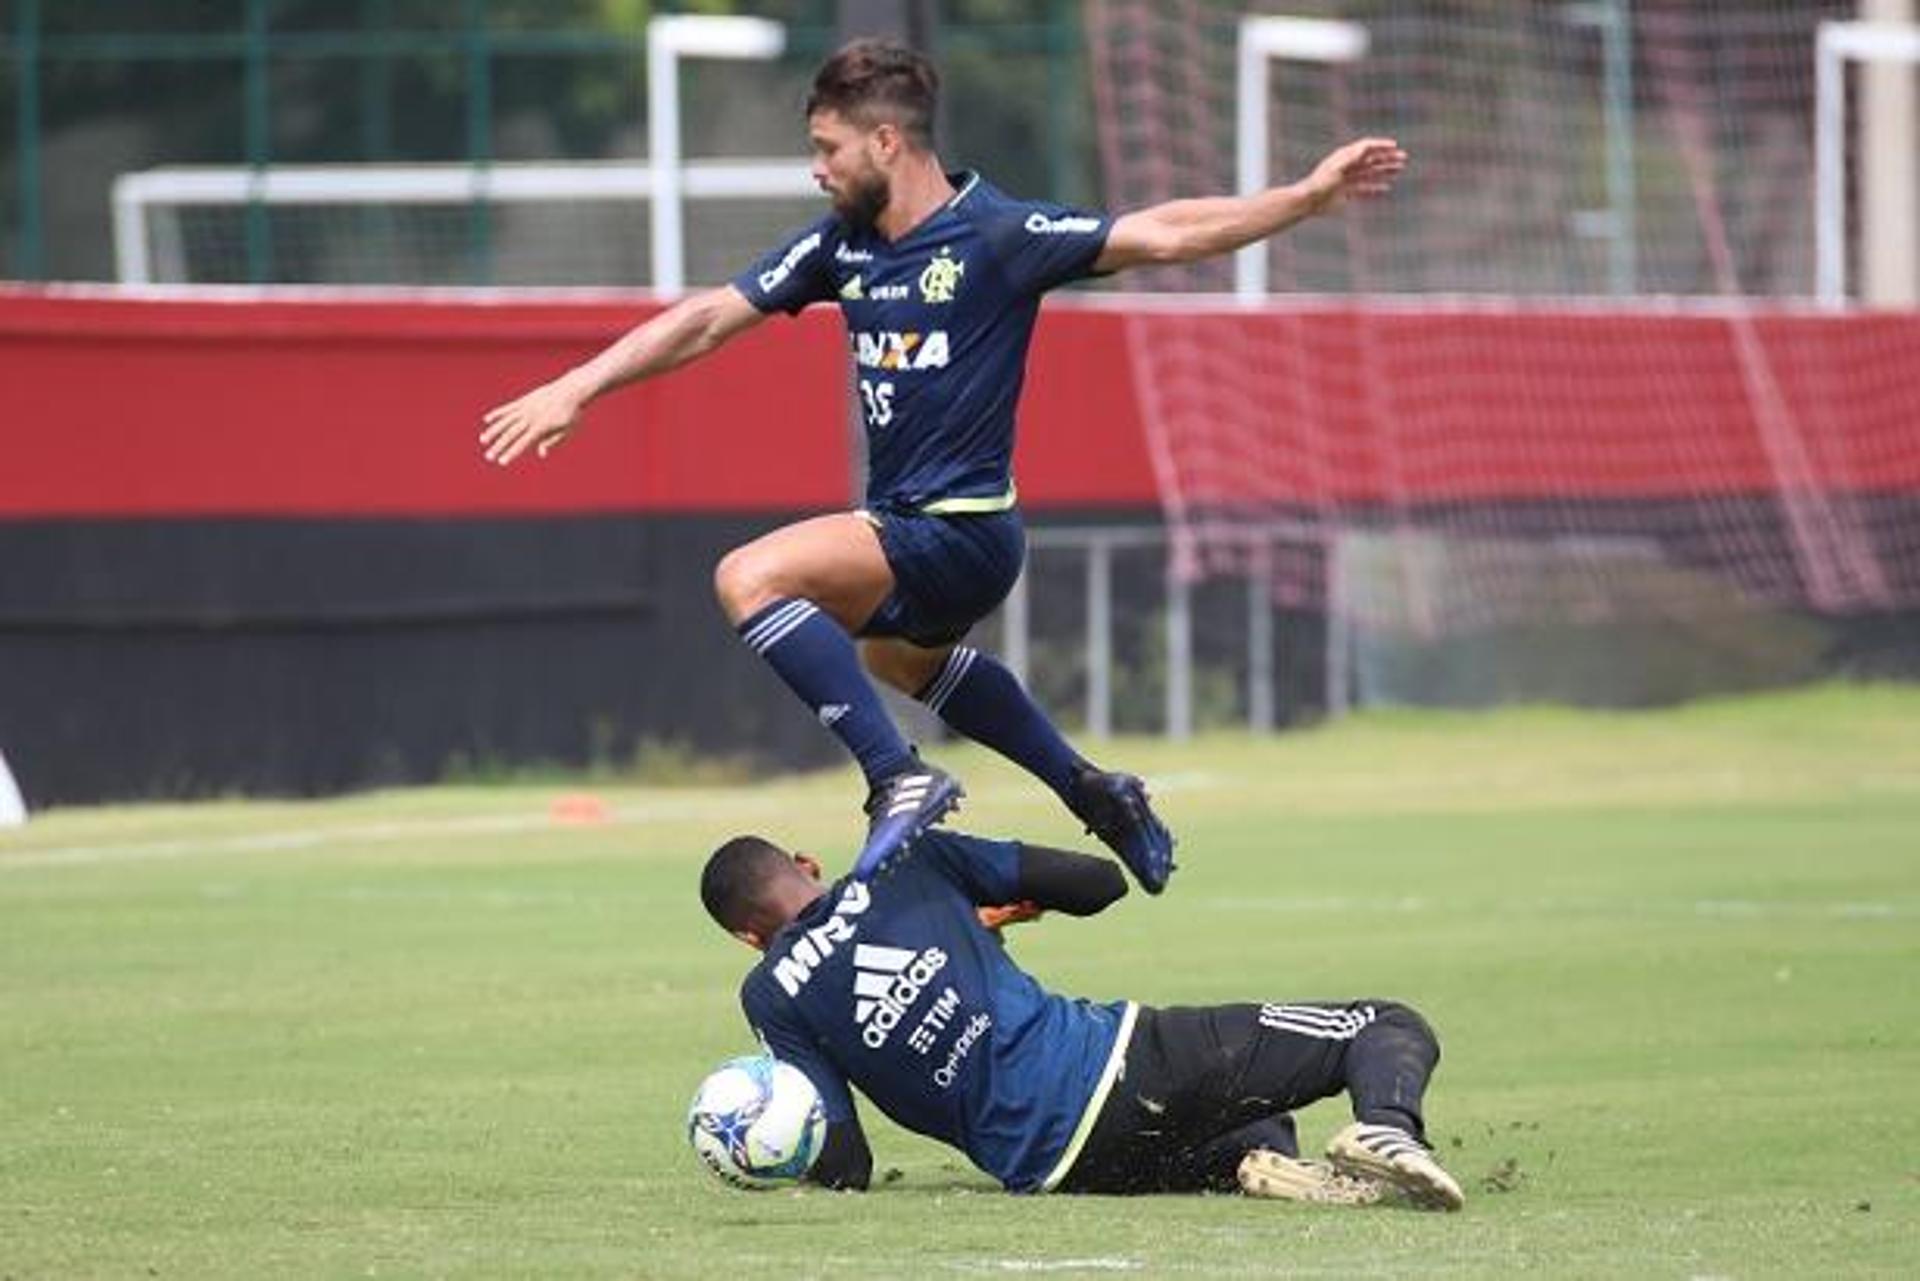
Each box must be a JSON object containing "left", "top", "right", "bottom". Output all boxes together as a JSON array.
[
  {"left": 738, "top": 599, "right": 914, "bottom": 788},
  {"left": 916, "top": 646, "right": 1081, "bottom": 798}
]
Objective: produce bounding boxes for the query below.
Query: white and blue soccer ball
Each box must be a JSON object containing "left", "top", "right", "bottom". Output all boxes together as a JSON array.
[{"left": 686, "top": 1053, "right": 826, "bottom": 1190}]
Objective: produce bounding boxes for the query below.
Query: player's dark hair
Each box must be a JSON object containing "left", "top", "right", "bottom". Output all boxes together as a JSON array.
[
  {"left": 806, "top": 39, "right": 939, "bottom": 149},
  {"left": 701, "top": 835, "right": 791, "bottom": 933}
]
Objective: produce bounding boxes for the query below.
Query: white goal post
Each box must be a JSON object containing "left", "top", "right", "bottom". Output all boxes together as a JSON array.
[
  {"left": 1815, "top": 19, "right": 1920, "bottom": 307},
  {"left": 111, "top": 159, "right": 817, "bottom": 286},
  {"left": 0, "top": 748, "right": 25, "bottom": 827},
  {"left": 111, "top": 12, "right": 808, "bottom": 290},
  {"left": 1234, "top": 16, "right": 1369, "bottom": 299}
]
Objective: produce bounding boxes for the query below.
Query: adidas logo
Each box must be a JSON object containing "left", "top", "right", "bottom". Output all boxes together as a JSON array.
[
  {"left": 817, "top": 703, "right": 851, "bottom": 728},
  {"left": 1348, "top": 1125, "right": 1427, "bottom": 1161},
  {"left": 851, "top": 942, "right": 947, "bottom": 1049},
  {"left": 885, "top": 773, "right": 933, "bottom": 817}
]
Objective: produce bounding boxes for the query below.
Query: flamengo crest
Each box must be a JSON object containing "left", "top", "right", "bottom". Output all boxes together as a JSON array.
[{"left": 919, "top": 247, "right": 965, "bottom": 303}]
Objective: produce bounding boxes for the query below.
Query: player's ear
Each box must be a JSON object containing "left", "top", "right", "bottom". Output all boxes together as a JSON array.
[
  {"left": 733, "top": 927, "right": 767, "bottom": 952},
  {"left": 869, "top": 120, "right": 901, "bottom": 164},
  {"left": 793, "top": 852, "right": 824, "bottom": 882}
]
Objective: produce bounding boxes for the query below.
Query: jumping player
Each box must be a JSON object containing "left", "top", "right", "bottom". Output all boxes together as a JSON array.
[
  {"left": 482, "top": 40, "right": 1407, "bottom": 887},
  {"left": 697, "top": 830, "right": 1465, "bottom": 1208}
]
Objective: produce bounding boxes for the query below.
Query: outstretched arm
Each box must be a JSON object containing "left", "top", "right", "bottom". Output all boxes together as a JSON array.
[
  {"left": 478, "top": 284, "right": 766, "bottom": 466},
  {"left": 1093, "top": 136, "right": 1406, "bottom": 274}
]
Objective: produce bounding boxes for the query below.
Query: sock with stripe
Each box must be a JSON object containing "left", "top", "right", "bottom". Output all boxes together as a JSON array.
[
  {"left": 916, "top": 647, "right": 1081, "bottom": 798},
  {"left": 737, "top": 598, "right": 914, "bottom": 789}
]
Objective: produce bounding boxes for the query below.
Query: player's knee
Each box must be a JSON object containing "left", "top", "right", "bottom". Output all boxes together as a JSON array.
[
  {"left": 1372, "top": 1000, "right": 1441, "bottom": 1062},
  {"left": 713, "top": 546, "right": 780, "bottom": 621}
]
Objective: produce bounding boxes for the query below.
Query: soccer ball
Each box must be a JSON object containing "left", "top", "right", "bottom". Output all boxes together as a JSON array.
[{"left": 686, "top": 1054, "right": 826, "bottom": 1189}]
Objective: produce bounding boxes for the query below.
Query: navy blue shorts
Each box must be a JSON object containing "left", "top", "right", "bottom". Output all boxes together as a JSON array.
[{"left": 860, "top": 506, "right": 1026, "bottom": 648}]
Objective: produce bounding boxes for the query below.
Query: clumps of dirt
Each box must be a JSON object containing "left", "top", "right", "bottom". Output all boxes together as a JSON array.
[
  {"left": 1480, "top": 1156, "right": 1526, "bottom": 1194},
  {"left": 1442, "top": 1121, "right": 1548, "bottom": 1194}
]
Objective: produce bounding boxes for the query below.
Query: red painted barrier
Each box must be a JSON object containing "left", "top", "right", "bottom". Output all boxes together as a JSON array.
[
  {"left": 4, "top": 290, "right": 1915, "bottom": 517},
  {"left": 0, "top": 292, "right": 857, "bottom": 517}
]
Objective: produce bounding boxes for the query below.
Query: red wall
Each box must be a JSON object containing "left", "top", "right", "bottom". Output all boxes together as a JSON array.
[
  {"left": 0, "top": 293, "right": 853, "bottom": 517},
  {"left": 0, "top": 291, "right": 1153, "bottom": 518},
  {"left": 4, "top": 291, "right": 1915, "bottom": 517}
]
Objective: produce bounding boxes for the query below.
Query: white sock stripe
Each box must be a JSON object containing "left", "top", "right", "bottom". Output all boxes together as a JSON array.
[
  {"left": 740, "top": 601, "right": 806, "bottom": 650},
  {"left": 925, "top": 652, "right": 975, "bottom": 710},
  {"left": 740, "top": 599, "right": 813, "bottom": 648},
  {"left": 737, "top": 595, "right": 814, "bottom": 645},
  {"left": 744, "top": 601, "right": 821, "bottom": 654},
  {"left": 752, "top": 610, "right": 817, "bottom": 655},
  {"left": 921, "top": 647, "right": 978, "bottom": 713}
]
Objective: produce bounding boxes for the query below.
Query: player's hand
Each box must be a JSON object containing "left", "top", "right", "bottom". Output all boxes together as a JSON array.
[
  {"left": 1304, "top": 137, "right": 1407, "bottom": 212},
  {"left": 977, "top": 900, "right": 1044, "bottom": 935},
  {"left": 480, "top": 376, "right": 589, "bottom": 466}
]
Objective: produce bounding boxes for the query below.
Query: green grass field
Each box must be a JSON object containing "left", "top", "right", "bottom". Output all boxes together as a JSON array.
[{"left": 4, "top": 685, "right": 1918, "bottom": 1278}]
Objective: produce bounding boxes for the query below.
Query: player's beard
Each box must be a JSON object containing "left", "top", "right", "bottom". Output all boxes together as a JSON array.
[{"left": 833, "top": 168, "right": 891, "bottom": 231}]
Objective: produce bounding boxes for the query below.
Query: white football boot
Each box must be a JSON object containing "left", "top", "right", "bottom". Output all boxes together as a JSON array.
[
  {"left": 1236, "top": 1149, "right": 1385, "bottom": 1206},
  {"left": 1325, "top": 1122, "right": 1465, "bottom": 1211}
]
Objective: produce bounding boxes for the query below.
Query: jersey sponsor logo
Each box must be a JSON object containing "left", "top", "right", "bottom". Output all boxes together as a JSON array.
[
  {"left": 918, "top": 247, "right": 965, "bottom": 303},
  {"left": 932, "top": 1011, "right": 991, "bottom": 1089},
  {"left": 868, "top": 283, "right": 912, "bottom": 300},
  {"left": 758, "top": 231, "right": 823, "bottom": 292},
  {"left": 853, "top": 329, "right": 951, "bottom": 372},
  {"left": 906, "top": 986, "right": 961, "bottom": 1055},
  {"left": 839, "top": 275, "right": 864, "bottom": 301},
  {"left": 851, "top": 943, "right": 948, "bottom": 1049},
  {"left": 835, "top": 244, "right": 873, "bottom": 264},
  {"left": 770, "top": 880, "right": 872, "bottom": 997},
  {"left": 901, "top": 983, "right": 991, "bottom": 1091},
  {"left": 1024, "top": 211, "right": 1102, "bottom": 236}
]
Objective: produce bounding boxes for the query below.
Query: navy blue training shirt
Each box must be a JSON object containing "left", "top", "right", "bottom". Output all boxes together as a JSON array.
[
  {"left": 732, "top": 173, "right": 1112, "bottom": 512},
  {"left": 737, "top": 831, "right": 1133, "bottom": 1192}
]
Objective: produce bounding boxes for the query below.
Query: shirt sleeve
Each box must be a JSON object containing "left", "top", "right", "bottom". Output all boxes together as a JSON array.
[
  {"left": 982, "top": 200, "right": 1115, "bottom": 296},
  {"left": 731, "top": 217, "right": 839, "bottom": 316},
  {"left": 741, "top": 977, "right": 859, "bottom": 1123},
  {"left": 920, "top": 831, "right": 1025, "bottom": 906}
]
